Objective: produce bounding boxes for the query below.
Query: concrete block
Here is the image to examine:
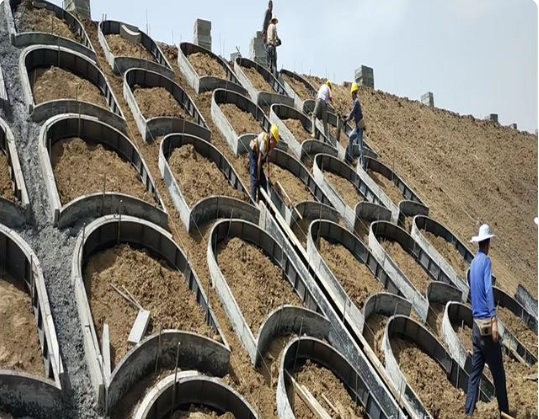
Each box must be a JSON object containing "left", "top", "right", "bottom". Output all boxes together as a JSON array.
[
  {"left": 230, "top": 52, "right": 241, "bottom": 62},
  {"left": 485, "top": 114, "right": 498, "bottom": 123},
  {"left": 128, "top": 309, "right": 151, "bottom": 345},
  {"left": 194, "top": 19, "right": 212, "bottom": 32},
  {"left": 509, "top": 123, "right": 517, "bottom": 129},
  {"left": 355, "top": 65, "right": 374, "bottom": 89},
  {"left": 64, "top": 0, "right": 91, "bottom": 19},
  {"left": 421, "top": 91, "right": 434, "bottom": 107},
  {"left": 120, "top": 24, "right": 141, "bottom": 45}
]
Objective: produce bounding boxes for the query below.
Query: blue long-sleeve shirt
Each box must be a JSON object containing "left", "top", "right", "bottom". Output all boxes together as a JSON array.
[
  {"left": 347, "top": 98, "right": 363, "bottom": 125},
  {"left": 470, "top": 250, "right": 496, "bottom": 319}
]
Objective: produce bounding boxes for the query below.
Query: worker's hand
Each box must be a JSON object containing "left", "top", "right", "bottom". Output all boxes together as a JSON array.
[{"left": 492, "top": 317, "right": 499, "bottom": 343}]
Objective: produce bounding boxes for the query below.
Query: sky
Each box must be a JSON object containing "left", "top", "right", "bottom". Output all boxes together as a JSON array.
[{"left": 50, "top": 0, "right": 538, "bottom": 132}]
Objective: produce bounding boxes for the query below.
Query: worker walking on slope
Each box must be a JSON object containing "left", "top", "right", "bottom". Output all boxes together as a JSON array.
[
  {"left": 266, "top": 16, "right": 281, "bottom": 77},
  {"left": 262, "top": 1, "right": 273, "bottom": 67},
  {"left": 249, "top": 125, "right": 280, "bottom": 201},
  {"left": 311, "top": 80, "right": 333, "bottom": 138},
  {"left": 465, "top": 224, "right": 509, "bottom": 416},
  {"left": 343, "top": 82, "right": 365, "bottom": 166}
]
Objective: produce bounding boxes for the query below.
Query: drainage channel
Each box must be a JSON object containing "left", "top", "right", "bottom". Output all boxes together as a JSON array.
[
  {"left": 278, "top": 68, "right": 316, "bottom": 111},
  {"left": 98, "top": 20, "right": 174, "bottom": 79},
  {"left": 5, "top": 0, "right": 96, "bottom": 60},
  {"left": 39, "top": 113, "right": 167, "bottom": 229},
  {"left": 178, "top": 42, "right": 247, "bottom": 95},
  {"left": 0, "top": 223, "right": 64, "bottom": 418},
  {"left": 516, "top": 284, "right": 538, "bottom": 320},
  {"left": 234, "top": 57, "right": 294, "bottom": 108},
  {"left": 159, "top": 133, "right": 257, "bottom": 232},
  {"left": 124, "top": 68, "right": 210, "bottom": 141},
  {"left": 19, "top": 44, "right": 126, "bottom": 132},
  {"left": 0, "top": 117, "right": 30, "bottom": 227},
  {"left": 72, "top": 215, "right": 231, "bottom": 415},
  {"left": 277, "top": 336, "right": 389, "bottom": 419}
]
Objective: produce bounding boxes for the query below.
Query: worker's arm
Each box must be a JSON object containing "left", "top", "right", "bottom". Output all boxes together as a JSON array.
[
  {"left": 262, "top": 11, "right": 271, "bottom": 43},
  {"left": 345, "top": 100, "right": 359, "bottom": 122},
  {"left": 484, "top": 258, "right": 499, "bottom": 342}
]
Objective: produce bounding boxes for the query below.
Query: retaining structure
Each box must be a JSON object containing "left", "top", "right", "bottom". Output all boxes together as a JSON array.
[
  {"left": 98, "top": 20, "right": 173, "bottom": 78},
  {"left": 71, "top": 215, "right": 230, "bottom": 413},
  {"left": 278, "top": 69, "right": 316, "bottom": 111},
  {"left": 300, "top": 139, "right": 339, "bottom": 171},
  {"left": 234, "top": 57, "right": 294, "bottom": 108},
  {"left": 38, "top": 114, "right": 166, "bottom": 228},
  {"left": 0, "top": 64, "right": 7, "bottom": 111},
  {"left": 0, "top": 224, "right": 64, "bottom": 419},
  {"left": 398, "top": 201, "right": 429, "bottom": 230},
  {"left": 159, "top": 133, "right": 257, "bottom": 232},
  {"left": 289, "top": 201, "right": 341, "bottom": 246},
  {"left": 425, "top": 281, "right": 462, "bottom": 333},
  {"left": 124, "top": 68, "right": 210, "bottom": 142},
  {"left": 515, "top": 284, "right": 538, "bottom": 320},
  {"left": 178, "top": 42, "right": 246, "bottom": 95},
  {"left": 19, "top": 45, "right": 126, "bottom": 132},
  {"left": 208, "top": 219, "right": 331, "bottom": 366},
  {"left": 0, "top": 118, "right": 30, "bottom": 228},
  {"left": 353, "top": 202, "right": 392, "bottom": 241},
  {"left": 363, "top": 293, "right": 412, "bottom": 328},
  {"left": 277, "top": 337, "right": 388, "bottom": 419}
]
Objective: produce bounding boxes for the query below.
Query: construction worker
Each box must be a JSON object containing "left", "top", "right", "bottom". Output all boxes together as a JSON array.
[
  {"left": 249, "top": 124, "right": 280, "bottom": 201},
  {"left": 343, "top": 82, "right": 365, "bottom": 166},
  {"left": 465, "top": 224, "right": 509, "bottom": 416},
  {"left": 262, "top": 1, "right": 273, "bottom": 67},
  {"left": 266, "top": 16, "right": 281, "bottom": 77},
  {"left": 311, "top": 80, "right": 333, "bottom": 138}
]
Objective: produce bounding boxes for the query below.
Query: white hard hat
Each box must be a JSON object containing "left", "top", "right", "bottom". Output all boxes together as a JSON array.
[{"left": 470, "top": 224, "right": 495, "bottom": 243}]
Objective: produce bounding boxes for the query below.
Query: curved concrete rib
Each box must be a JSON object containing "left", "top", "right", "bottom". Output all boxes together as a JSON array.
[
  {"left": 426, "top": 281, "right": 462, "bottom": 332},
  {"left": 19, "top": 45, "right": 126, "bottom": 132},
  {"left": 300, "top": 139, "right": 338, "bottom": 170},
  {"left": 0, "top": 224, "right": 64, "bottom": 419},
  {"left": 354, "top": 201, "right": 392, "bottom": 240},
  {"left": 133, "top": 374, "right": 259, "bottom": 419},
  {"left": 0, "top": 118, "right": 30, "bottom": 227},
  {"left": 159, "top": 133, "right": 255, "bottom": 232},
  {"left": 98, "top": 20, "right": 173, "bottom": 78},
  {"left": 363, "top": 293, "right": 412, "bottom": 323},
  {"left": 234, "top": 57, "right": 294, "bottom": 107},
  {"left": 515, "top": 284, "right": 538, "bottom": 320},
  {"left": 38, "top": 114, "right": 166, "bottom": 228},
  {"left": 278, "top": 69, "right": 316, "bottom": 110},
  {"left": 207, "top": 219, "right": 330, "bottom": 366},
  {"left": 398, "top": 201, "right": 429, "bottom": 229},
  {"left": 178, "top": 42, "right": 247, "bottom": 95},
  {"left": 124, "top": 68, "right": 210, "bottom": 142},
  {"left": 277, "top": 337, "right": 389, "bottom": 419},
  {"left": 71, "top": 215, "right": 230, "bottom": 413}
]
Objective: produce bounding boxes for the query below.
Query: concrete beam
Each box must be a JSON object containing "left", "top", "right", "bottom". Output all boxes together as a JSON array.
[
  {"left": 278, "top": 69, "right": 316, "bottom": 111},
  {"left": 484, "top": 114, "right": 498, "bottom": 123},
  {"left": 354, "top": 65, "right": 374, "bottom": 89},
  {"left": 0, "top": 64, "right": 8, "bottom": 111},
  {"left": 515, "top": 284, "right": 538, "bottom": 320},
  {"left": 421, "top": 92, "right": 434, "bottom": 107}
]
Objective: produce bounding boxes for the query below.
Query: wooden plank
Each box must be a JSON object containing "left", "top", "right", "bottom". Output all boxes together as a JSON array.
[
  {"left": 128, "top": 309, "right": 151, "bottom": 345},
  {"left": 286, "top": 371, "right": 332, "bottom": 419}
]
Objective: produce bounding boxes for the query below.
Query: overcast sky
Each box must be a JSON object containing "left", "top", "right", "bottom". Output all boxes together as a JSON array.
[{"left": 50, "top": 0, "right": 538, "bottom": 132}]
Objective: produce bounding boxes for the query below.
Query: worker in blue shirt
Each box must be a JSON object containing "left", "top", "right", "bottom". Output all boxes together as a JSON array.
[
  {"left": 343, "top": 83, "right": 365, "bottom": 166},
  {"left": 465, "top": 224, "right": 509, "bottom": 416}
]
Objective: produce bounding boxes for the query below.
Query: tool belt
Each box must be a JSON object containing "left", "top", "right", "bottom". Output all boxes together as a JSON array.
[{"left": 474, "top": 318, "right": 493, "bottom": 336}]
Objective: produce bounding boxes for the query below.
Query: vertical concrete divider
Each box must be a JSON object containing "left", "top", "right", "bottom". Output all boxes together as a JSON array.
[
  {"left": 123, "top": 68, "right": 211, "bottom": 142},
  {"left": 278, "top": 69, "right": 316, "bottom": 111},
  {"left": 0, "top": 64, "right": 8, "bottom": 111},
  {"left": 515, "top": 284, "right": 538, "bottom": 320},
  {"left": 354, "top": 202, "right": 392, "bottom": 240}
]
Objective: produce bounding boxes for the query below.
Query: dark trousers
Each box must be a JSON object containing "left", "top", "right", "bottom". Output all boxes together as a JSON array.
[
  {"left": 346, "top": 126, "right": 364, "bottom": 165},
  {"left": 249, "top": 150, "right": 267, "bottom": 201},
  {"left": 465, "top": 322, "right": 509, "bottom": 415}
]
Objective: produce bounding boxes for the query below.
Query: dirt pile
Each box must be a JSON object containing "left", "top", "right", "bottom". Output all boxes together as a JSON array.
[
  {"left": 0, "top": 153, "right": 16, "bottom": 202},
  {"left": 219, "top": 104, "right": 262, "bottom": 135},
  {"left": 284, "top": 118, "right": 311, "bottom": 141},
  {"left": 133, "top": 86, "right": 192, "bottom": 121},
  {"left": 172, "top": 407, "right": 235, "bottom": 418},
  {"left": 32, "top": 67, "right": 108, "bottom": 108},
  {"left": 366, "top": 169, "right": 403, "bottom": 205},
  {"left": 217, "top": 238, "right": 302, "bottom": 332},
  {"left": 105, "top": 34, "right": 156, "bottom": 61},
  {"left": 324, "top": 171, "right": 362, "bottom": 209},
  {"left": 242, "top": 66, "right": 273, "bottom": 93},
  {"left": 423, "top": 231, "right": 468, "bottom": 280},
  {"left": 187, "top": 52, "right": 227, "bottom": 79},
  {"left": 497, "top": 306, "right": 537, "bottom": 354},
  {"left": 168, "top": 144, "right": 247, "bottom": 207},
  {"left": 270, "top": 165, "right": 313, "bottom": 204},
  {"left": 85, "top": 244, "right": 214, "bottom": 367},
  {"left": 282, "top": 74, "right": 313, "bottom": 101},
  {"left": 51, "top": 137, "right": 154, "bottom": 204},
  {"left": 364, "top": 314, "right": 388, "bottom": 363}
]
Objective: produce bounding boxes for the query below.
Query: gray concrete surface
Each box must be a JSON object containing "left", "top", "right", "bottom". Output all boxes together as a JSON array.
[
  {"left": 278, "top": 69, "right": 316, "bottom": 111},
  {"left": 515, "top": 284, "right": 538, "bottom": 319}
]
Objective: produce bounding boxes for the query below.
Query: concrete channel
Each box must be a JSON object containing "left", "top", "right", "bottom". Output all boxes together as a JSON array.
[
  {"left": 133, "top": 374, "right": 259, "bottom": 419},
  {"left": 277, "top": 336, "right": 389, "bottom": 419},
  {"left": 71, "top": 215, "right": 231, "bottom": 414},
  {"left": 159, "top": 133, "right": 257, "bottom": 232},
  {"left": 18, "top": 45, "right": 126, "bottom": 132},
  {"left": 178, "top": 42, "right": 247, "bottom": 95},
  {"left": 0, "top": 117, "right": 30, "bottom": 227},
  {"left": 234, "top": 57, "right": 294, "bottom": 108},
  {"left": 0, "top": 223, "right": 64, "bottom": 419},
  {"left": 278, "top": 69, "right": 316, "bottom": 111},
  {"left": 38, "top": 113, "right": 167, "bottom": 228},
  {"left": 515, "top": 284, "right": 538, "bottom": 320},
  {"left": 124, "top": 68, "right": 210, "bottom": 142},
  {"left": 98, "top": 20, "right": 174, "bottom": 79}
]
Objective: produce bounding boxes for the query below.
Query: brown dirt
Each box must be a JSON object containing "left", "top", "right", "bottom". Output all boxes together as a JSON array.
[
  {"left": 403, "top": 216, "right": 413, "bottom": 233},
  {"left": 282, "top": 74, "right": 313, "bottom": 101},
  {"left": 427, "top": 302, "right": 445, "bottom": 337},
  {"left": 85, "top": 244, "right": 215, "bottom": 368},
  {"left": 0, "top": 153, "right": 16, "bottom": 202},
  {"left": 219, "top": 104, "right": 262, "bottom": 135},
  {"left": 15, "top": 0, "right": 81, "bottom": 42},
  {"left": 319, "top": 238, "right": 383, "bottom": 309},
  {"left": 216, "top": 238, "right": 303, "bottom": 332},
  {"left": 497, "top": 306, "right": 538, "bottom": 354},
  {"left": 187, "top": 52, "right": 227, "bottom": 79},
  {"left": 133, "top": 86, "right": 192, "bottom": 121},
  {"left": 51, "top": 137, "right": 154, "bottom": 205},
  {"left": 381, "top": 240, "right": 431, "bottom": 294},
  {"left": 0, "top": 272, "right": 44, "bottom": 377},
  {"left": 241, "top": 66, "right": 273, "bottom": 93},
  {"left": 284, "top": 118, "right": 311, "bottom": 142},
  {"left": 363, "top": 314, "right": 388, "bottom": 364},
  {"left": 168, "top": 144, "right": 247, "bottom": 207},
  {"left": 324, "top": 171, "right": 362, "bottom": 209},
  {"left": 105, "top": 34, "right": 156, "bottom": 62},
  {"left": 366, "top": 169, "right": 403, "bottom": 205},
  {"left": 32, "top": 67, "right": 108, "bottom": 108},
  {"left": 270, "top": 165, "right": 313, "bottom": 205},
  {"left": 172, "top": 407, "right": 235, "bottom": 418},
  {"left": 354, "top": 220, "right": 370, "bottom": 243},
  {"left": 293, "top": 360, "right": 366, "bottom": 419},
  {"left": 423, "top": 231, "right": 468, "bottom": 280}
]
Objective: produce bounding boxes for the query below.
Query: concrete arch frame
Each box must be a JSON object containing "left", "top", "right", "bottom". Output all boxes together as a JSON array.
[
  {"left": 159, "top": 133, "right": 257, "bottom": 232},
  {"left": 425, "top": 281, "right": 462, "bottom": 332},
  {"left": 354, "top": 202, "right": 392, "bottom": 241},
  {"left": 277, "top": 337, "right": 389, "bottom": 419},
  {"left": 0, "top": 118, "right": 30, "bottom": 228},
  {"left": 398, "top": 201, "right": 429, "bottom": 230},
  {"left": 515, "top": 284, "right": 538, "bottom": 320},
  {"left": 278, "top": 69, "right": 316, "bottom": 111},
  {"left": 98, "top": 20, "right": 174, "bottom": 79},
  {"left": 234, "top": 57, "right": 294, "bottom": 108},
  {"left": 300, "top": 139, "right": 338, "bottom": 171},
  {"left": 0, "top": 224, "right": 64, "bottom": 419},
  {"left": 133, "top": 373, "right": 259, "bottom": 419},
  {"left": 0, "top": 64, "right": 8, "bottom": 111},
  {"left": 363, "top": 293, "right": 412, "bottom": 333},
  {"left": 38, "top": 114, "right": 167, "bottom": 228},
  {"left": 178, "top": 42, "right": 247, "bottom": 95},
  {"left": 207, "top": 219, "right": 331, "bottom": 366},
  {"left": 71, "top": 215, "right": 230, "bottom": 414},
  {"left": 19, "top": 45, "right": 126, "bottom": 132},
  {"left": 123, "top": 68, "right": 210, "bottom": 142},
  {"left": 5, "top": 0, "right": 96, "bottom": 60},
  {"left": 288, "top": 200, "right": 341, "bottom": 246}
]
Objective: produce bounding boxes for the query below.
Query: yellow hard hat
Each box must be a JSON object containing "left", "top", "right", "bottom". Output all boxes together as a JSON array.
[
  {"left": 351, "top": 82, "right": 359, "bottom": 93},
  {"left": 270, "top": 124, "right": 280, "bottom": 142},
  {"left": 326, "top": 80, "right": 332, "bottom": 89}
]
